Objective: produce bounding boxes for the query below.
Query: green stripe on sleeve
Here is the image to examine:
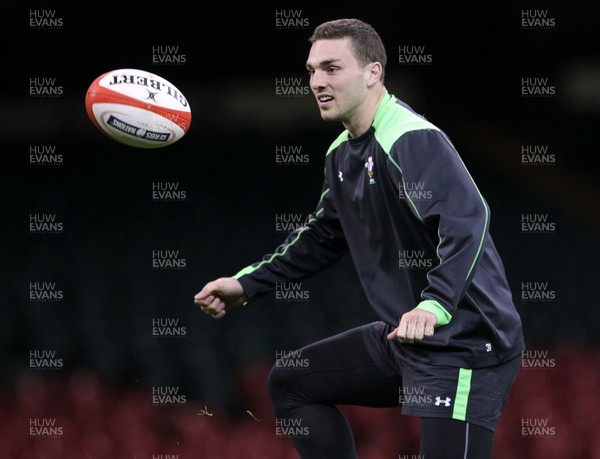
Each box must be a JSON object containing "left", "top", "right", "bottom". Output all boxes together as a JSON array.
[
  {"left": 374, "top": 95, "right": 439, "bottom": 222},
  {"left": 452, "top": 368, "right": 472, "bottom": 421},
  {"left": 232, "top": 189, "right": 331, "bottom": 280},
  {"left": 436, "top": 131, "right": 490, "bottom": 282},
  {"left": 415, "top": 299, "right": 452, "bottom": 326},
  {"left": 375, "top": 94, "right": 489, "bottom": 287},
  {"left": 232, "top": 225, "right": 310, "bottom": 279}
]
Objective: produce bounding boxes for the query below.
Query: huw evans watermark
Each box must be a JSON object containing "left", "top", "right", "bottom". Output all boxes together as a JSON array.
[
  {"left": 398, "top": 45, "right": 432, "bottom": 65},
  {"left": 29, "top": 9, "right": 63, "bottom": 29},
  {"left": 29, "top": 145, "right": 63, "bottom": 166},
  {"left": 152, "top": 386, "right": 187, "bottom": 406},
  {"left": 521, "top": 10, "right": 556, "bottom": 30},
  {"left": 152, "top": 250, "right": 187, "bottom": 269},
  {"left": 275, "top": 145, "right": 309, "bottom": 165},
  {"left": 275, "top": 77, "right": 310, "bottom": 97},
  {"left": 521, "top": 350, "right": 555, "bottom": 369},
  {"left": 275, "top": 214, "right": 306, "bottom": 233},
  {"left": 152, "top": 45, "right": 187, "bottom": 65},
  {"left": 399, "top": 250, "right": 434, "bottom": 270},
  {"left": 29, "top": 282, "right": 63, "bottom": 302},
  {"left": 521, "top": 213, "right": 556, "bottom": 234},
  {"left": 521, "top": 77, "right": 555, "bottom": 97},
  {"left": 521, "top": 281, "right": 556, "bottom": 302},
  {"left": 152, "top": 182, "right": 186, "bottom": 201},
  {"left": 521, "top": 418, "right": 556, "bottom": 437},
  {"left": 29, "top": 418, "right": 63, "bottom": 437},
  {"left": 152, "top": 318, "right": 187, "bottom": 338},
  {"left": 399, "top": 181, "right": 432, "bottom": 201},
  {"left": 275, "top": 349, "right": 310, "bottom": 369},
  {"left": 275, "top": 418, "right": 310, "bottom": 437},
  {"left": 275, "top": 282, "right": 309, "bottom": 302},
  {"left": 29, "top": 350, "right": 63, "bottom": 370},
  {"left": 521, "top": 145, "right": 555, "bottom": 166},
  {"left": 29, "top": 213, "right": 63, "bottom": 234},
  {"left": 29, "top": 77, "right": 63, "bottom": 97},
  {"left": 275, "top": 10, "right": 309, "bottom": 29},
  {"left": 398, "top": 386, "right": 433, "bottom": 408}
]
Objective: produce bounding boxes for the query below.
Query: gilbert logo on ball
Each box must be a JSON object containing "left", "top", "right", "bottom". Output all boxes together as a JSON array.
[{"left": 85, "top": 68, "right": 191, "bottom": 148}]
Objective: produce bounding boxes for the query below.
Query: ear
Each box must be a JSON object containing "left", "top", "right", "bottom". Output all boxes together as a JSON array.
[{"left": 366, "top": 62, "right": 383, "bottom": 87}]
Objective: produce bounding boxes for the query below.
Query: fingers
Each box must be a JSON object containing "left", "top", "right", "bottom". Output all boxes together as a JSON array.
[
  {"left": 386, "top": 325, "right": 413, "bottom": 343},
  {"left": 194, "top": 283, "right": 226, "bottom": 319},
  {"left": 389, "top": 310, "right": 437, "bottom": 341},
  {"left": 199, "top": 296, "right": 226, "bottom": 319},
  {"left": 194, "top": 278, "right": 246, "bottom": 320},
  {"left": 413, "top": 314, "right": 427, "bottom": 340},
  {"left": 423, "top": 319, "right": 435, "bottom": 338},
  {"left": 398, "top": 315, "right": 409, "bottom": 338}
]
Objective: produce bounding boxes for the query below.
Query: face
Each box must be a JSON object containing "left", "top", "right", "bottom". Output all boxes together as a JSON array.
[{"left": 306, "top": 37, "right": 373, "bottom": 125}]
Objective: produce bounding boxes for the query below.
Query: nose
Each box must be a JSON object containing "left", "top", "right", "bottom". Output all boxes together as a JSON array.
[{"left": 310, "top": 70, "right": 326, "bottom": 92}]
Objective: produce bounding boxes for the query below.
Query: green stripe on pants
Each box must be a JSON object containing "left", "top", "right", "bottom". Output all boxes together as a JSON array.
[{"left": 452, "top": 368, "right": 472, "bottom": 421}]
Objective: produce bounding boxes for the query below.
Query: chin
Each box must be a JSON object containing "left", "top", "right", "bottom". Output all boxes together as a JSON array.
[{"left": 319, "top": 110, "right": 339, "bottom": 122}]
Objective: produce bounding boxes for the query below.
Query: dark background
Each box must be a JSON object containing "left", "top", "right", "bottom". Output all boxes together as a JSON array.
[{"left": 2, "top": 1, "right": 599, "bottom": 458}]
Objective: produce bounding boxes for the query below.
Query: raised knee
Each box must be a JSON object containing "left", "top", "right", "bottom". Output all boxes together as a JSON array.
[
  {"left": 267, "top": 362, "right": 290, "bottom": 404},
  {"left": 267, "top": 359, "right": 308, "bottom": 414}
]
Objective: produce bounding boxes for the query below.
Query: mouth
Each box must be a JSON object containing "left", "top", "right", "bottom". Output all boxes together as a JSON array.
[{"left": 317, "top": 94, "right": 334, "bottom": 107}]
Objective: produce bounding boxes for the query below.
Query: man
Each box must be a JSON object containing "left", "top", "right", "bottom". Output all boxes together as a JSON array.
[{"left": 195, "top": 18, "right": 524, "bottom": 459}]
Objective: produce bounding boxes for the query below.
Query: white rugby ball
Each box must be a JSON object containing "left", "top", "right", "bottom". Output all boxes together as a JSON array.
[{"left": 85, "top": 68, "right": 191, "bottom": 148}]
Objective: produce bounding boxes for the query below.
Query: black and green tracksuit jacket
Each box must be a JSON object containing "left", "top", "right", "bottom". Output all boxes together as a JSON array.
[{"left": 234, "top": 92, "right": 525, "bottom": 369}]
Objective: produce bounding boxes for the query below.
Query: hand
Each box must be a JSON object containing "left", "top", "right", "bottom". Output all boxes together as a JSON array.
[
  {"left": 387, "top": 308, "right": 437, "bottom": 341},
  {"left": 194, "top": 277, "right": 247, "bottom": 319}
]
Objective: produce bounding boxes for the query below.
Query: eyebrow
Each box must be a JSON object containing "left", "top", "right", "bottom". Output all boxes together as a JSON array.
[{"left": 305, "top": 58, "right": 342, "bottom": 69}]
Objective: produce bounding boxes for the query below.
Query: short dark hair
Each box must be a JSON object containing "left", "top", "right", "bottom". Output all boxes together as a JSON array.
[{"left": 309, "top": 18, "right": 387, "bottom": 82}]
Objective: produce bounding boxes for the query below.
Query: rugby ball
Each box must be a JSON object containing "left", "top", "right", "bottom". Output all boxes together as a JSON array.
[{"left": 85, "top": 68, "right": 191, "bottom": 148}]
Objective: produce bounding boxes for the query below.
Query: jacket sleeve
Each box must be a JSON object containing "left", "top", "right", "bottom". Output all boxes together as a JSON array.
[
  {"left": 232, "top": 180, "right": 348, "bottom": 304},
  {"left": 390, "top": 129, "right": 490, "bottom": 321}
]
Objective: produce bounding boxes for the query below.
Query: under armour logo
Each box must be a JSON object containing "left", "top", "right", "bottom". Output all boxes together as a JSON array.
[
  {"left": 434, "top": 396, "right": 451, "bottom": 407},
  {"left": 338, "top": 171, "right": 343, "bottom": 182}
]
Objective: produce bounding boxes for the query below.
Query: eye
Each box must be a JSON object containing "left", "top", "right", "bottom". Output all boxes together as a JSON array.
[
  {"left": 306, "top": 68, "right": 315, "bottom": 76},
  {"left": 327, "top": 67, "right": 339, "bottom": 73}
]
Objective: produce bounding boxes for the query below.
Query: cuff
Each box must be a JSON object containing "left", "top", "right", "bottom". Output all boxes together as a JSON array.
[
  {"left": 232, "top": 272, "right": 251, "bottom": 307},
  {"left": 415, "top": 299, "right": 452, "bottom": 326}
]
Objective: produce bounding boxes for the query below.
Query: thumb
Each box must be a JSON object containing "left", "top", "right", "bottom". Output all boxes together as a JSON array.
[
  {"left": 195, "top": 281, "right": 218, "bottom": 301},
  {"left": 387, "top": 327, "right": 399, "bottom": 341}
]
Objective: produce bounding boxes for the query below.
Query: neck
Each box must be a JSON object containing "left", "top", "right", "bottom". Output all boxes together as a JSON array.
[{"left": 344, "top": 85, "right": 387, "bottom": 138}]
